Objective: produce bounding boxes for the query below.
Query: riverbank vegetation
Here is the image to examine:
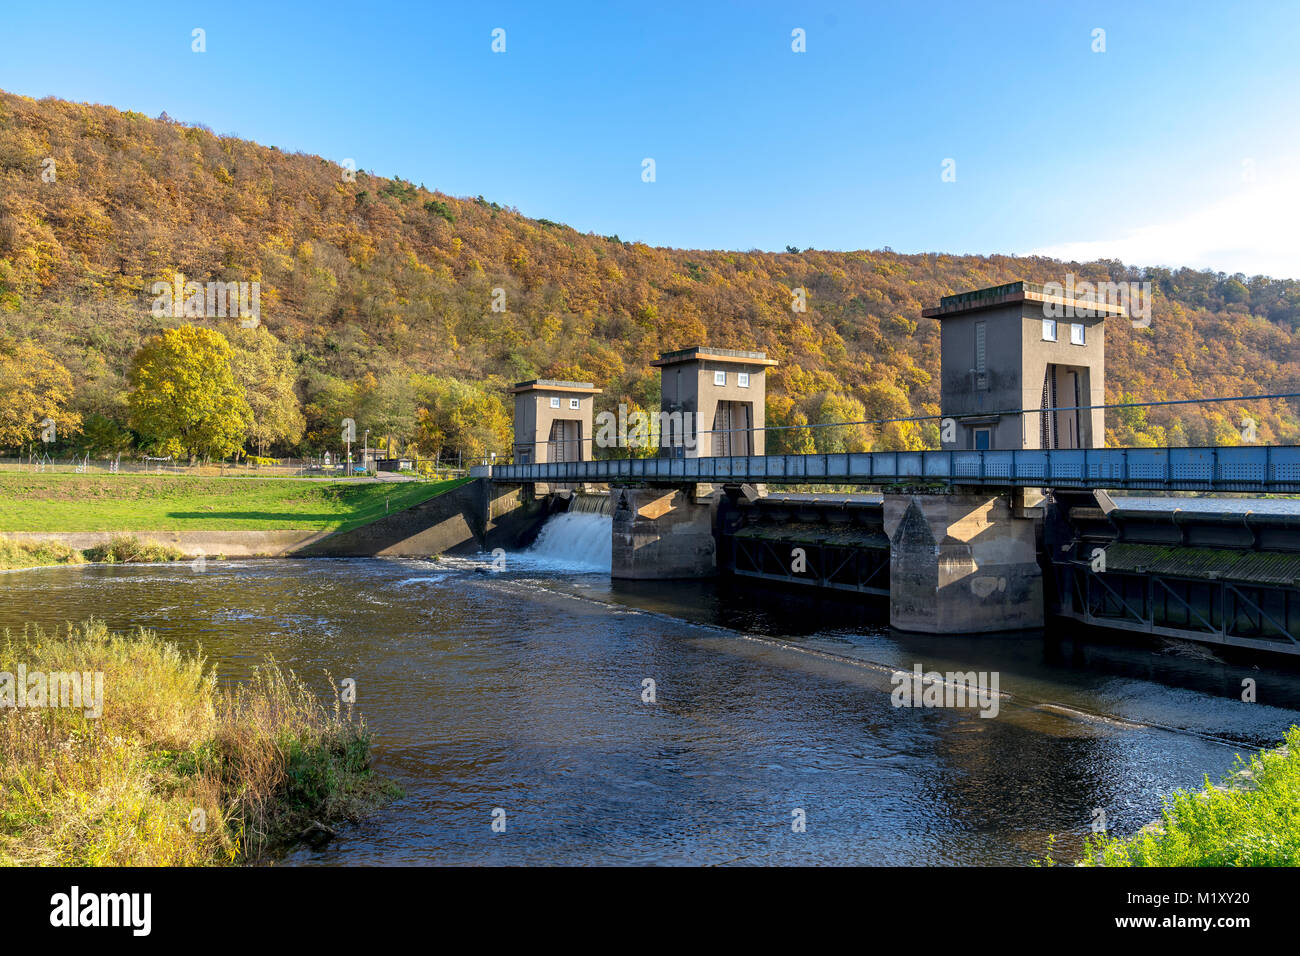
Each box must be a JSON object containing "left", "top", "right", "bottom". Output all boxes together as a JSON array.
[
  {"left": 83, "top": 535, "right": 185, "bottom": 563},
  {"left": 0, "top": 533, "right": 190, "bottom": 570},
  {"left": 1073, "top": 726, "right": 1300, "bottom": 866},
  {"left": 0, "top": 620, "right": 397, "bottom": 865},
  {"left": 0, "top": 536, "right": 85, "bottom": 570},
  {"left": 1, "top": 533, "right": 184, "bottom": 570},
  {"left": 0, "top": 473, "right": 468, "bottom": 533}
]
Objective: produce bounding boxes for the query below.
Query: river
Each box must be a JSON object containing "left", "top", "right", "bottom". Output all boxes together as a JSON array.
[{"left": 2, "top": 511, "right": 1298, "bottom": 865}]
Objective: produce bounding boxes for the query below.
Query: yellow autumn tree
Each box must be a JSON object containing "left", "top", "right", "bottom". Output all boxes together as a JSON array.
[
  {"left": 226, "top": 323, "right": 306, "bottom": 457},
  {"left": 127, "top": 326, "right": 252, "bottom": 461}
]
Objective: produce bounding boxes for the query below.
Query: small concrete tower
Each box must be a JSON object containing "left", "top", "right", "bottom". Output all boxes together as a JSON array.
[
  {"left": 650, "top": 347, "right": 778, "bottom": 458},
  {"left": 923, "top": 281, "right": 1120, "bottom": 451},
  {"left": 509, "top": 379, "right": 601, "bottom": 465}
]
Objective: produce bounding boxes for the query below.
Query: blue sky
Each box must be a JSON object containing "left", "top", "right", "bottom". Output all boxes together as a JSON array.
[{"left": 3, "top": 0, "right": 1299, "bottom": 277}]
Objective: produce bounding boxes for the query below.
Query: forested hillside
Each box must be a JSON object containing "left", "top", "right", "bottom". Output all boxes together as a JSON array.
[{"left": 1, "top": 89, "right": 1298, "bottom": 459}]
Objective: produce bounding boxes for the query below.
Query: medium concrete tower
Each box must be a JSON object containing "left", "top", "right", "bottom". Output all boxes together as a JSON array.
[
  {"left": 509, "top": 379, "right": 601, "bottom": 465},
  {"left": 650, "top": 347, "right": 778, "bottom": 458}
]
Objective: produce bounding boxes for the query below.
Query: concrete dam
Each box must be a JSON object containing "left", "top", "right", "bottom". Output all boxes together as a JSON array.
[
  {"left": 497, "top": 482, "right": 1300, "bottom": 658},
  {"left": 345, "top": 281, "right": 1300, "bottom": 658}
]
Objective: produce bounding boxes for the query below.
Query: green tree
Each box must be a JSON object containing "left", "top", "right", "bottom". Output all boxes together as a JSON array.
[
  {"left": 127, "top": 325, "right": 251, "bottom": 461},
  {"left": 813, "top": 392, "right": 869, "bottom": 453},
  {"left": 77, "top": 413, "right": 133, "bottom": 457},
  {"left": 359, "top": 371, "right": 418, "bottom": 458},
  {"left": 301, "top": 373, "right": 357, "bottom": 456},
  {"left": 766, "top": 395, "right": 815, "bottom": 455},
  {"left": 413, "top": 375, "right": 511, "bottom": 462}
]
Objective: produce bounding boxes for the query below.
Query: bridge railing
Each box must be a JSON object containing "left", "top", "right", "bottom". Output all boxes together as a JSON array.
[{"left": 490, "top": 445, "right": 1300, "bottom": 493}]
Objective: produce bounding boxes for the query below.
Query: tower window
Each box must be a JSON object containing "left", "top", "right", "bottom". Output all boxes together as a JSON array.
[
  {"left": 1070, "top": 323, "right": 1085, "bottom": 345},
  {"left": 714, "top": 370, "right": 726, "bottom": 386},
  {"left": 1042, "top": 318, "right": 1058, "bottom": 341},
  {"left": 974, "top": 321, "right": 987, "bottom": 390}
]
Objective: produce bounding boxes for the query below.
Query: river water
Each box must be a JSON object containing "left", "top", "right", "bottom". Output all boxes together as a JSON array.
[{"left": 2, "top": 511, "right": 1299, "bottom": 866}]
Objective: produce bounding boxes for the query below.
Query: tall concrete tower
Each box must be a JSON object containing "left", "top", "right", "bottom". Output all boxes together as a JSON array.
[{"left": 923, "top": 281, "right": 1120, "bottom": 451}]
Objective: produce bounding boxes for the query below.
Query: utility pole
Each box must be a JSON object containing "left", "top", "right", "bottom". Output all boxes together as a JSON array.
[{"left": 342, "top": 417, "right": 356, "bottom": 478}]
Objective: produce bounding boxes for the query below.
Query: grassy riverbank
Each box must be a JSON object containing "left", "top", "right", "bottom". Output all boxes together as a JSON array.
[
  {"left": 1072, "top": 725, "right": 1300, "bottom": 866},
  {"left": 0, "top": 620, "right": 398, "bottom": 865},
  {"left": 0, "top": 474, "right": 469, "bottom": 533}
]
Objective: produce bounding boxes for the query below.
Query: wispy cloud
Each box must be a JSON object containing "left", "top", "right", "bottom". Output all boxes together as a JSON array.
[{"left": 1028, "top": 177, "right": 1300, "bottom": 281}]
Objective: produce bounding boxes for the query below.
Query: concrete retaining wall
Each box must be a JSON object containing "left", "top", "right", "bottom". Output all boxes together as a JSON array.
[
  {"left": 611, "top": 486, "right": 716, "bottom": 579},
  {"left": 295, "top": 478, "right": 547, "bottom": 557}
]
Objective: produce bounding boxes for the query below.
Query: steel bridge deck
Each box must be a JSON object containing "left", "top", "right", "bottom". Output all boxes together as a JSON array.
[{"left": 492, "top": 445, "right": 1300, "bottom": 493}]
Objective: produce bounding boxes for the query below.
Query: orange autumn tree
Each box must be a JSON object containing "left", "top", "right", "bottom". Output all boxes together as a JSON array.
[{"left": 0, "top": 341, "right": 80, "bottom": 452}]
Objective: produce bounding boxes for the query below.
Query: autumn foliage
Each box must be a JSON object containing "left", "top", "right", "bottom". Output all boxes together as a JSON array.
[{"left": 0, "top": 89, "right": 1296, "bottom": 458}]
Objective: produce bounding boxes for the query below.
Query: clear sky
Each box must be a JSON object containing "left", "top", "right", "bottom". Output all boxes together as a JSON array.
[{"left": 3, "top": 0, "right": 1299, "bottom": 277}]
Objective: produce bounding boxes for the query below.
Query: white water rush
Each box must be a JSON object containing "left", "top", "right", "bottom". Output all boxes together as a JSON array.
[{"left": 525, "top": 512, "right": 612, "bottom": 571}]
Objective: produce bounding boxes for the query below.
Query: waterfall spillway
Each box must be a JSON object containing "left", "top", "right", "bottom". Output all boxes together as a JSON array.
[
  {"left": 568, "top": 493, "right": 612, "bottom": 516},
  {"left": 525, "top": 506, "right": 612, "bottom": 570}
]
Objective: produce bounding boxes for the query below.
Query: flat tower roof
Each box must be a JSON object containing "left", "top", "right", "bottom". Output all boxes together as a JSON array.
[
  {"left": 922, "top": 280, "right": 1128, "bottom": 319},
  {"left": 508, "top": 379, "right": 602, "bottom": 395},
  {"left": 651, "top": 346, "right": 779, "bottom": 368}
]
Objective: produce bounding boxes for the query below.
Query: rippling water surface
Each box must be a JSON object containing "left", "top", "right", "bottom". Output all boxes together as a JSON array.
[{"left": 3, "top": 517, "right": 1298, "bottom": 866}]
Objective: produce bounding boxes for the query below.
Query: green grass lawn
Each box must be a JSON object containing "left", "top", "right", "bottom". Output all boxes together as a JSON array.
[{"left": 0, "top": 473, "right": 470, "bottom": 533}]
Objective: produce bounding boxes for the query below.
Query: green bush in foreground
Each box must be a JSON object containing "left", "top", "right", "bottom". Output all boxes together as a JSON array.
[
  {"left": 0, "top": 620, "right": 399, "bottom": 866},
  {"left": 1075, "top": 725, "right": 1300, "bottom": 866}
]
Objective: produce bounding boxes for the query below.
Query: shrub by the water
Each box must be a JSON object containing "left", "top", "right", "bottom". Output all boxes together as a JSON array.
[
  {"left": 0, "top": 537, "right": 85, "bottom": 571},
  {"left": 82, "top": 535, "right": 184, "bottom": 564},
  {"left": 1074, "top": 725, "right": 1300, "bottom": 866}
]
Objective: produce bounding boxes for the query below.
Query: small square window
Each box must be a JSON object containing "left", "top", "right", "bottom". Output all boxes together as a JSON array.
[
  {"left": 737, "top": 372, "right": 750, "bottom": 388},
  {"left": 1042, "top": 318, "right": 1057, "bottom": 341},
  {"left": 569, "top": 398, "right": 580, "bottom": 410},
  {"left": 974, "top": 428, "right": 991, "bottom": 450},
  {"left": 549, "top": 397, "right": 560, "bottom": 408},
  {"left": 1070, "top": 323, "right": 1085, "bottom": 345},
  {"left": 713, "top": 370, "right": 726, "bottom": 386}
]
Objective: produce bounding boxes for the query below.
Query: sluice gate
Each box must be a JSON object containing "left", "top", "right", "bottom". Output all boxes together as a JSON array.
[
  {"left": 717, "top": 493, "right": 890, "bottom": 596},
  {"left": 566, "top": 491, "right": 612, "bottom": 515},
  {"left": 1046, "top": 491, "right": 1300, "bottom": 655}
]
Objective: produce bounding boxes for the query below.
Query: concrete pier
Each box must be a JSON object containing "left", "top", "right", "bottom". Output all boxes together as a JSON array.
[
  {"left": 611, "top": 486, "right": 716, "bottom": 579},
  {"left": 883, "top": 492, "right": 1043, "bottom": 633}
]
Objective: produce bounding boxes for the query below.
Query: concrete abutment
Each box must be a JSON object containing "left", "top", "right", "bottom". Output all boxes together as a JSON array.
[
  {"left": 610, "top": 485, "right": 716, "bottom": 579},
  {"left": 882, "top": 491, "right": 1044, "bottom": 634}
]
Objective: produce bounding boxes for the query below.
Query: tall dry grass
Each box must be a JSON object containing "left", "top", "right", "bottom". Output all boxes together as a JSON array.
[
  {"left": 0, "top": 620, "right": 396, "bottom": 866},
  {"left": 0, "top": 537, "right": 85, "bottom": 571}
]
